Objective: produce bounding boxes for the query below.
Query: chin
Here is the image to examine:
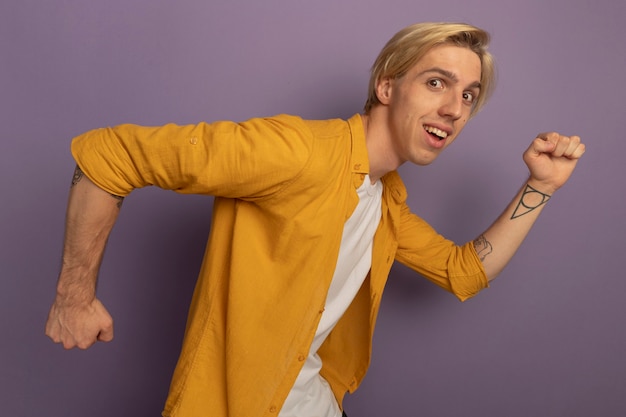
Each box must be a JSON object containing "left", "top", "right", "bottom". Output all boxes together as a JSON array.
[
  {"left": 410, "top": 153, "right": 439, "bottom": 166},
  {"left": 414, "top": 160, "right": 436, "bottom": 167}
]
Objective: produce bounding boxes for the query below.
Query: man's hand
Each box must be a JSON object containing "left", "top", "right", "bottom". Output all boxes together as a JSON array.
[
  {"left": 523, "top": 132, "right": 586, "bottom": 194},
  {"left": 476, "top": 132, "right": 586, "bottom": 280},
  {"left": 46, "top": 167, "right": 121, "bottom": 350},
  {"left": 45, "top": 297, "right": 114, "bottom": 349}
]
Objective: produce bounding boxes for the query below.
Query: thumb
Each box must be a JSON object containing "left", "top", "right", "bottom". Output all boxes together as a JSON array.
[
  {"left": 97, "top": 324, "right": 114, "bottom": 342},
  {"left": 94, "top": 300, "right": 114, "bottom": 342},
  {"left": 529, "top": 135, "right": 556, "bottom": 157}
]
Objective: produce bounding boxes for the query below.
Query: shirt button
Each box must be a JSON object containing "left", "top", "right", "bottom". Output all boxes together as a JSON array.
[
  {"left": 189, "top": 137, "right": 198, "bottom": 145},
  {"left": 269, "top": 405, "right": 277, "bottom": 413},
  {"left": 298, "top": 355, "right": 306, "bottom": 361},
  {"left": 354, "top": 163, "right": 361, "bottom": 170}
]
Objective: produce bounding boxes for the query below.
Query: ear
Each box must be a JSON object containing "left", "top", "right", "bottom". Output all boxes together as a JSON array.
[{"left": 375, "top": 77, "right": 393, "bottom": 105}]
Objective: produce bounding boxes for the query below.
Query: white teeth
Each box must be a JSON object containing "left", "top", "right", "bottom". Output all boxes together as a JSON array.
[{"left": 424, "top": 125, "right": 448, "bottom": 139}]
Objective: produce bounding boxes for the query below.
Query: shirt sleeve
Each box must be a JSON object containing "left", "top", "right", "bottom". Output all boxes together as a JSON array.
[
  {"left": 70, "top": 115, "right": 313, "bottom": 199},
  {"left": 394, "top": 201, "right": 489, "bottom": 301}
]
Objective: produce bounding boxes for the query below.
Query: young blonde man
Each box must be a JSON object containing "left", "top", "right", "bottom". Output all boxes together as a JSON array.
[{"left": 46, "top": 22, "right": 585, "bottom": 417}]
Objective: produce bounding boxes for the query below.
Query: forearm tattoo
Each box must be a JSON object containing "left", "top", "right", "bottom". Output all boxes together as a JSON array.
[
  {"left": 110, "top": 194, "right": 125, "bottom": 209},
  {"left": 71, "top": 165, "right": 84, "bottom": 187},
  {"left": 473, "top": 234, "right": 493, "bottom": 262},
  {"left": 511, "top": 184, "right": 551, "bottom": 219},
  {"left": 71, "top": 165, "right": 125, "bottom": 209}
]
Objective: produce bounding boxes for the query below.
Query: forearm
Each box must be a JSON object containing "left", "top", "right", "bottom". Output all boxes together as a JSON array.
[
  {"left": 56, "top": 166, "right": 124, "bottom": 304},
  {"left": 474, "top": 179, "right": 553, "bottom": 280}
]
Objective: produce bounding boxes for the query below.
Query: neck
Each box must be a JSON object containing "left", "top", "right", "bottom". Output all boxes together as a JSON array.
[{"left": 361, "top": 109, "right": 404, "bottom": 183}]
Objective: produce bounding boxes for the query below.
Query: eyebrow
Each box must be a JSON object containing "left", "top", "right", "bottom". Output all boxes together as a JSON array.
[{"left": 419, "top": 67, "right": 482, "bottom": 90}]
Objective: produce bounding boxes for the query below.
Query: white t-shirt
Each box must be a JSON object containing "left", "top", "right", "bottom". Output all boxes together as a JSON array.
[{"left": 279, "top": 175, "right": 383, "bottom": 417}]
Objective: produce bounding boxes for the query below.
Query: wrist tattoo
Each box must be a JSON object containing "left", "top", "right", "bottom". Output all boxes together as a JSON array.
[
  {"left": 511, "top": 184, "right": 551, "bottom": 219},
  {"left": 71, "top": 165, "right": 83, "bottom": 187},
  {"left": 473, "top": 234, "right": 493, "bottom": 262}
]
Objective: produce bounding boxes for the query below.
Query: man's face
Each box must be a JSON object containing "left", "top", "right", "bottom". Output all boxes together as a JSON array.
[{"left": 378, "top": 44, "right": 482, "bottom": 166}]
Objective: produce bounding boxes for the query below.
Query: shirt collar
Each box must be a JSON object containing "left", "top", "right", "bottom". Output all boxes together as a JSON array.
[
  {"left": 347, "top": 113, "right": 406, "bottom": 204},
  {"left": 347, "top": 114, "right": 370, "bottom": 175}
]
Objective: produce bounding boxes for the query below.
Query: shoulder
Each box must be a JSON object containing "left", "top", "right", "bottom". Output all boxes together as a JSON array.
[
  {"left": 238, "top": 114, "right": 352, "bottom": 141},
  {"left": 236, "top": 114, "right": 354, "bottom": 166}
]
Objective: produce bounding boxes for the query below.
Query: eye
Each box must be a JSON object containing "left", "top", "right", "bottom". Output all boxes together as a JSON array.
[
  {"left": 463, "top": 91, "right": 476, "bottom": 104},
  {"left": 428, "top": 78, "right": 444, "bottom": 89}
]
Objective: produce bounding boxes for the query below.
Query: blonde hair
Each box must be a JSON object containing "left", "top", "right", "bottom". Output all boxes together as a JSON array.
[{"left": 364, "top": 22, "right": 496, "bottom": 117}]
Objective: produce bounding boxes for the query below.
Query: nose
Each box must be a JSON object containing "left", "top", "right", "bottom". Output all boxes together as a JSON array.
[{"left": 438, "top": 92, "right": 463, "bottom": 120}]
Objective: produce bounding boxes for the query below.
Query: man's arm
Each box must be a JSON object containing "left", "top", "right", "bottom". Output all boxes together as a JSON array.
[
  {"left": 45, "top": 166, "right": 123, "bottom": 349},
  {"left": 475, "top": 132, "right": 586, "bottom": 280}
]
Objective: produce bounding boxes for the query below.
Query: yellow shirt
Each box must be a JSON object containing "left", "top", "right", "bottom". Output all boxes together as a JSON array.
[{"left": 71, "top": 114, "right": 488, "bottom": 417}]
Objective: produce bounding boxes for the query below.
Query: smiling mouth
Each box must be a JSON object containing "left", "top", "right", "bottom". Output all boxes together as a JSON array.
[{"left": 424, "top": 125, "right": 449, "bottom": 140}]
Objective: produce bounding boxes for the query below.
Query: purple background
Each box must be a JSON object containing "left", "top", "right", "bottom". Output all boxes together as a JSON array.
[{"left": 2, "top": 0, "right": 625, "bottom": 416}]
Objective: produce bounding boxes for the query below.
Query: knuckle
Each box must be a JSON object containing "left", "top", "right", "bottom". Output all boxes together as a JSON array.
[{"left": 77, "top": 340, "right": 92, "bottom": 350}]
